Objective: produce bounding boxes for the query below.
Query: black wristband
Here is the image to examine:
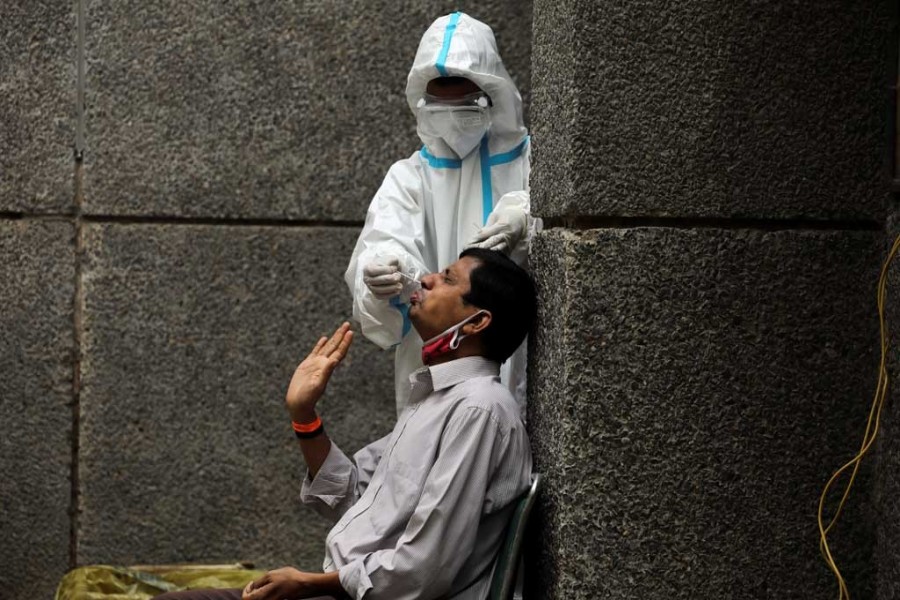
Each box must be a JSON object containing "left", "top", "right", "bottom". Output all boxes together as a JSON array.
[{"left": 294, "top": 424, "right": 325, "bottom": 440}]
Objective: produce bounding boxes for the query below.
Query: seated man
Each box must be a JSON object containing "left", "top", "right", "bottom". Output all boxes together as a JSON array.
[{"left": 157, "top": 248, "right": 536, "bottom": 600}]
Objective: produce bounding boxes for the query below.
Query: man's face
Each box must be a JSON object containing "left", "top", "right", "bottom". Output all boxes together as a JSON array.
[{"left": 408, "top": 256, "right": 481, "bottom": 341}]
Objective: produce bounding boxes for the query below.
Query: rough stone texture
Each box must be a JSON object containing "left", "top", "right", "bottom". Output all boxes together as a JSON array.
[
  {"left": 876, "top": 219, "right": 900, "bottom": 600},
  {"left": 78, "top": 223, "right": 395, "bottom": 569},
  {"left": 527, "top": 228, "right": 881, "bottom": 599},
  {"left": 875, "top": 418, "right": 898, "bottom": 600},
  {"left": 1, "top": 2, "right": 75, "bottom": 213},
  {"left": 530, "top": 0, "right": 893, "bottom": 220},
  {"left": 83, "top": 0, "right": 532, "bottom": 220},
  {"left": 0, "top": 219, "right": 74, "bottom": 600}
]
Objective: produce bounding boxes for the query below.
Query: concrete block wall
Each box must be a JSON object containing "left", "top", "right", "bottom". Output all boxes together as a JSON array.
[
  {"left": 0, "top": 221, "right": 75, "bottom": 600},
  {"left": 527, "top": 1, "right": 894, "bottom": 598},
  {"left": 1, "top": 3, "right": 531, "bottom": 600}
]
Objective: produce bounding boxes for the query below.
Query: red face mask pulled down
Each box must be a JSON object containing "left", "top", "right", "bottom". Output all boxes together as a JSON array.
[{"left": 421, "top": 310, "right": 488, "bottom": 364}]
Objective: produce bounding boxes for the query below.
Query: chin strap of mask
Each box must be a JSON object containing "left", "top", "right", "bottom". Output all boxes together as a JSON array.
[{"left": 421, "top": 309, "right": 488, "bottom": 364}]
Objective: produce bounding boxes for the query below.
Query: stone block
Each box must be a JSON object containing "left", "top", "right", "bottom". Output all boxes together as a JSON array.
[
  {"left": 876, "top": 223, "right": 900, "bottom": 600},
  {"left": 1, "top": 2, "right": 75, "bottom": 213},
  {"left": 83, "top": 0, "right": 532, "bottom": 220},
  {"left": 531, "top": 0, "right": 893, "bottom": 220},
  {"left": 78, "top": 223, "right": 395, "bottom": 569},
  {"left": 876, "top": 342, "right": 900, "bottom": 600},
  {"left": 527, "top": 228, "right": 881, "bottom": 599},
  {"left": 0, "top": 219, "right": 75, "bottom": 600}
]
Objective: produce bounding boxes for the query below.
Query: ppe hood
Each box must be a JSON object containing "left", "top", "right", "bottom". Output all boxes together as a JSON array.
[{"left": 407, "top": 13, "right": 528, "bottom": 154}]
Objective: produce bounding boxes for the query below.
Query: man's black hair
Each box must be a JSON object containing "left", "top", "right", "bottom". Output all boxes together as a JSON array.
[{"left": 459, "top": 248, "right": 537, "bottom": 363}]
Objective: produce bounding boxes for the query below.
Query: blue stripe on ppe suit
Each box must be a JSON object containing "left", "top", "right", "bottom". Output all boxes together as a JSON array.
[{"left": 435, "top": 12, "right": 461, "bottom": 77}]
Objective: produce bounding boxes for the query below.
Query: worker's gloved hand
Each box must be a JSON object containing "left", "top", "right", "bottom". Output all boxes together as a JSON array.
[
  {"left": 467, "top": 205, "right": 529, "bottom": 254},
  {"left": 363, "top": 256, "right": 404, "bottom": 299}
]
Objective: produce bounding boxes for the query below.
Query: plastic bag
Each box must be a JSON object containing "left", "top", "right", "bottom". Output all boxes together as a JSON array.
[{"left": 55, "top": 564, "right": 265, "bottom": 600}]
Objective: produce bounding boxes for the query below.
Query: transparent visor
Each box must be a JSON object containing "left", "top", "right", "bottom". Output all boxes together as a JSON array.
[
  {"left": 417, "top": 91, "right": 492, "bottom": 108},
  {"left": 416, "top": 94, "right": 492, "bottom": 139}
]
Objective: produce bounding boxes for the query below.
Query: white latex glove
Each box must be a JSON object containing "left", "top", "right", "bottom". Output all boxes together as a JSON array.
[
  {"left": 468, "top": 205, "right": 529, "bottom": 254},
  {"left": 363, "top": 256, "right": 403, "bottom": 299}
]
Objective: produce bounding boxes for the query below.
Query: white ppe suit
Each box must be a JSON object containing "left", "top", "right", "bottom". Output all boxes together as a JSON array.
[{"left": 345, "top": 12, "right": 534, "bottom": 413}]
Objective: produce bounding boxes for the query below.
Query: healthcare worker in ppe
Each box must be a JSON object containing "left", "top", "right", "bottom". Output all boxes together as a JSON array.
[{"left": 345, "top": 12, "right": 535, "bottom": 413}]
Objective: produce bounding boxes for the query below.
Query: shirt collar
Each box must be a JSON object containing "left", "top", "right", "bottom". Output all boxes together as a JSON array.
[{"left": 428, "top": 356, "right": 500, "bottom": 391}]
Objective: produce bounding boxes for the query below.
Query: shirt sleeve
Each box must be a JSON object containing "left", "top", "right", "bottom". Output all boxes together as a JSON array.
[
  {"left": 337, "top": 406, "right": 509, "bottom": 600},
  {"left": 300, "top": 435, "right": 390, "bottom": 523},
  {"left": 343, "top": 158, "right": 429, "bottom": 350}
]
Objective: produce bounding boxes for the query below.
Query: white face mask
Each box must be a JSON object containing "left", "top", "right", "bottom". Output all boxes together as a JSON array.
[{"left": 417, "top": 106, "right": 491, "bottom": 159}]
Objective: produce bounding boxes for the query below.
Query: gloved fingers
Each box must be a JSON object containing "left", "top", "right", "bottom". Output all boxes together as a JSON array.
[
  {"left": 469, "top": 223, "right": 507, "bottom": 245},
  {"left": 483, "top": 211, "right": 501, "bottom": 228},
  {"left": 373, "top": 255, "right": 401, "bottom": 268},
  {"left": 365, "top": 270, "right": 403, "bottom": 299},
  {"left": 495, "top": 207, "right": 528, "bottom": 234},
  {"left": 474, "top": 234, "right": 510, "bottom": 252},
  {"left": 369, "top": 283, "right": 403, "bottom": 299},
  {"left": 478, "top": 222, "right": 509, "bottom": 238},
  {"left": 363, "top": 263, "right": 399, "bottom": 278},
  {"left": 364, "top": 272, "right": 402, "bottom": 287},
  {"left": 467, "top": 233, "right": 486, "bottom": 246}
]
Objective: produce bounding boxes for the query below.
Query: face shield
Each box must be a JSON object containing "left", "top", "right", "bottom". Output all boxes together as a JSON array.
[{"left": 416, "top": 92, "right": 492, "bottom": 159}]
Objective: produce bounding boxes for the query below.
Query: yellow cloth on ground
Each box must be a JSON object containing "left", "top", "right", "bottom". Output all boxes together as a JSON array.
[{"left": 55, "top": 564, "right": 264, "bottom": 600}]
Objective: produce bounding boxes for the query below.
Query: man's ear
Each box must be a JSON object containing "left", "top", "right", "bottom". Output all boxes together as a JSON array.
[{"left": 464, "top": 310, "right": 492, "bottom": 336}]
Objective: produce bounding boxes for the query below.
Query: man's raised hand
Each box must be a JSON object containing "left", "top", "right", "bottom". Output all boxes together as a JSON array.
[{"left": 285, "top": 322, "right": 354, "bottom": 422}]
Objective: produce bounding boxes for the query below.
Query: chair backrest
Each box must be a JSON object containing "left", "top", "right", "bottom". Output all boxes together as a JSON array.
[{"left": 488, "top": 473, "right": 542, "bottom": 600}]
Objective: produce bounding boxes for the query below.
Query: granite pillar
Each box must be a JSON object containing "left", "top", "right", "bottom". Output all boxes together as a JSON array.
[{"left": 528, "top": 1, "right": 893, "bottom": 598}]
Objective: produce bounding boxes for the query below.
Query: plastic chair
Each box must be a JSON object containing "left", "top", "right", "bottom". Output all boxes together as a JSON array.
[{"left": 488, "top": 473, "right": 542, "bottom": 600}]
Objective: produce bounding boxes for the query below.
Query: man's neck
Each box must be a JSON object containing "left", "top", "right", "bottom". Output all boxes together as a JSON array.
[{"left": 424, "top": 343, "right": 484, "bottom": 367}]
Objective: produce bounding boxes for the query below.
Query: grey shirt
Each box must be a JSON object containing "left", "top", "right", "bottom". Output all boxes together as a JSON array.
[{"left": 300, "top": 356, "right": 533, "bottom": 600}]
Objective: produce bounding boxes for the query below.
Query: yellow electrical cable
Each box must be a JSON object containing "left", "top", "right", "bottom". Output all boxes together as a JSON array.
[{"left": 817, "top": 232, "right": 900, "bottom": 600}]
